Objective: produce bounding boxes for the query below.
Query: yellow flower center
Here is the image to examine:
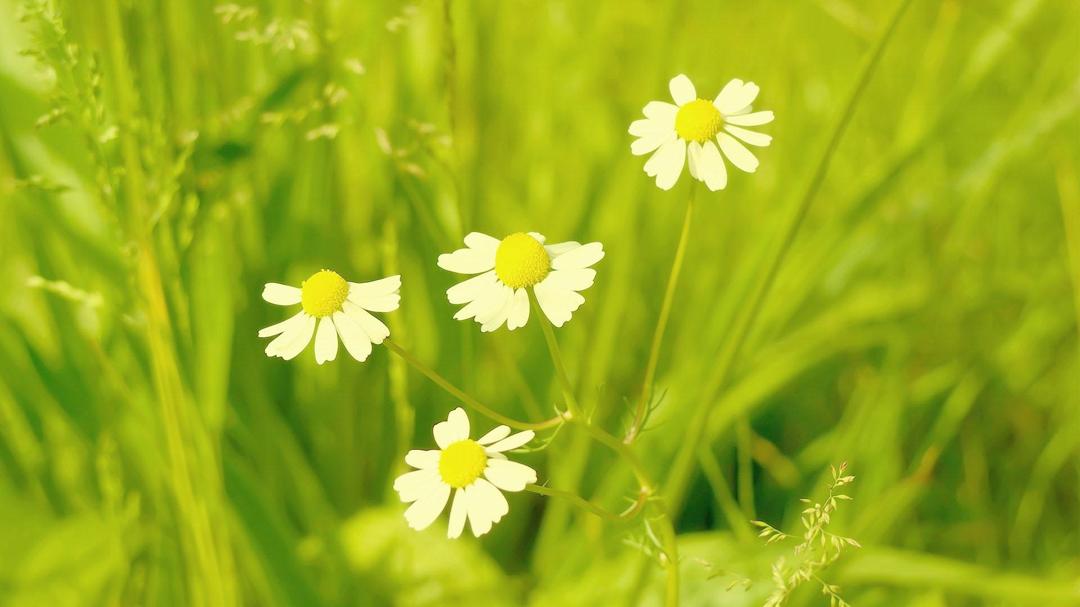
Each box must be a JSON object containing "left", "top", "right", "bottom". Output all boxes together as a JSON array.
[
  {"left": 300, "top": 269, "right": 349, "bottom": 318},
  {"left": 439, "top": 439, "right": 488, "bottom": 488},
  {"left": 675, "top": 99, "right": 724, "bottom": 143},
  {"left": 495, "top": 233, "right": 550, "bottom": 288}
]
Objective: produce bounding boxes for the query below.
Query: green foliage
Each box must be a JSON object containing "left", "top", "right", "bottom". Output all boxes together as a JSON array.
[
  {"left": 0, "top": 0, "right": 1078, "bottom": 605},
  {"left": 753, "top": 463, "right": 861, "bottom": 607}
]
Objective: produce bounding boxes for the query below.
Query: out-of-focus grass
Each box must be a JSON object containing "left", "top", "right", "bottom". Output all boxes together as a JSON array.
[{"left": 0, "top": 0, "right": 1077, "bottom": 605}]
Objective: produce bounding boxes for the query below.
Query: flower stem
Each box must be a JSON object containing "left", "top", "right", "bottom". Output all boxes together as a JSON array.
[
  {"left": 571, "top": 416, "right": 681, "bottom": 605},
  {"left": 529, "top": 292, "right": 584, "bottom": 420},
  {"left": 383, "top": 339, "right": 563, "bottom": 431},
  {"left": 526, "top": 301, "right": 680, "bottom": 604},
  {"left": 627, "top": 181, "right": 697, "bottom": 443},
  {"left": 525, "top": 484, "right": 647, "bottom": 522}
]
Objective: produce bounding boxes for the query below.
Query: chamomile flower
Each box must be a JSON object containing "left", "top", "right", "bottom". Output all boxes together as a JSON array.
[
  {"left": 258, "top": 270, "right": 400, "bottom": 364},
  {"left": 438, "top": 232, "right": 604, "bottom": 331},
  {"left": 394, "top": 407, "right": 537, "bottom": 538},
  {"left": 630, "top": 74, "right": 774, "bottom": 191}
]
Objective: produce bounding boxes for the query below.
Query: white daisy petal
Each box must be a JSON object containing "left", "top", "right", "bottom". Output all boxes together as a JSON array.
[
  {"left": 687, "top": 140, "right": 702, "bottom": 179},
  {"left": 644, "top": 139, "right": 686, "bottom": 191},
  {"left": 725, "top": 110, "right": 774, "bottom": 127},
  {"left": 394, "top": 469, "right": 441, "bottom": 503},
  {"left": 699, "top": 140, "right": 728, "bottom": 192},
  {"left": 350, "top": 293, "right": 399, "bottom": 312},
  {"left": 332, "top": 311, "right": 373, "bottom": 362},
  {"left": 438, "top": 246, "right": 496, "bottom": 275},
  {"left": 545, "top": 241, "right": 582, "bottom": 258},
  {"left": 404, "top": 482, "right": 451, "bottom": 531},
  {"left": 724, "top": 125, "right": 772, "bottom": 147},
  {"left": 265, "top": 313, "right": 315, "bottom": 360},
  {"left": 629, "top": 118, "right": 668, "bottom": 137},
  {"left": 527, "top": 232, "right": 546, "bottom": 244},
  {"left": 714, "top": 79, "right": 759, "bottom": 114},
  {"left": 347, "top": 275, "right": 400, "bottom": 299},
  {"left": 453, "top": 284, "right": 506, "bottom": 322},
  {"left": 533, "top": 280, "right": 586, "bottom": 327},
  {"left": 552, "top": 242, "right": 604, "bottom": 270},
  {"left": 477, "top": 285, "right": 515, "bottom": 332},
  {"left": 484, "top": 459, "right": 537, "bottom": 492},
  {"left": 717, "top": 132, "right": 759, "bottom": 173},
  {"left": 544, "top": 268, "right": 596, "bottom": 292},
  {"left": 631, "top": 131, "right": 676, "bottom": 156},
  {"left": 405, "top": 449, "right": 441, "bottom": 470},
  {"left": 343, "top": 301, "right": 390, "bottom": 344},
  {"left": 258, "top": 311, "right": 307, "bottom": 338},
  {"left": 447, "top": 489, "right": 468, "bottom": 539},
  {"left": 463, "top": 232, "right": 500, "bottom": 252},
  {"left": 506, "top": 288, "right": 530, "bottom": 331},
  {"left": 485, "top": 430, "right": 535, "bottom": 453},
  {"left": 348, "top": 277, "right": 401, "bottom": 312},
  {"left": 314, "top": 317, "right": 338, "bottom": 365},
  {"left": 262, "top": 283, "right": 302, "bottom": 306},
  {"left": 447, "top": 270, "right": 498, "bottom": 305},
  {"left": 433, "top": 407, "right": 470, "bottom": 449},
  {"left": 477, "top": 425, "right": 512, "bottom": 445},
  {"left": 643, "top": 101, "right": 678, "bottom": 125},
  {"left": 669, "top": 74, "right": 696, "bottom": 105},
  {"left": 465, "top": 479, "right": 508, "bottom": 537}
]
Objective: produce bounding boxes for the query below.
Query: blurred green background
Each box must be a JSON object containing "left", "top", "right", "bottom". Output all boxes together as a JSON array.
[{"left": 1, "top": 0, "right": 1078, "bottom": 605}]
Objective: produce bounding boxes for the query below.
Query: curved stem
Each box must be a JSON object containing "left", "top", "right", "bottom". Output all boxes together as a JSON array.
[
  {"left": 627, "top": 182, "right": 697, "bottom": 443},
  {"left": 576, "top": 419, "right": 652, "bottom": 492},
  {"left": 383, "top": 339, "right": 563, "bottom": 431},
  {"left": 526, "top": 484, "right": 647, "bottom": 522},
  {"left": 574, "top": 417, "right": 680, "bottom": 605},
  {"left": 529, "top": 296, "right": 680, "bottom": 605},
  {"left": 529, "top": 292, "right": 583, "bottom": 420}
]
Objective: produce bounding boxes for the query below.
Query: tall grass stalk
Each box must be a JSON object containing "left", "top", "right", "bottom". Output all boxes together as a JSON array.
[
  {"left": 100, "top": 0, "right": 236, "bottom": 603},
  {"left": 664, "top": 0, "right": 917, "bottom": 515}
]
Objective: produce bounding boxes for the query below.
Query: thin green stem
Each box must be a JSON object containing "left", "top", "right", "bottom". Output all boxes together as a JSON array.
[
  {"left": 663, "top": 0, "right": 916, "bottom": 516},
  {"left": 526, "top": 484, "right": 647, "bottom": 522},
  {"left": 735, "top": 419, "right": 756, "bottom": 518},
  {"left": 529, "top": 292, "right": 583, "bottom": 420},
  {"left": 627, "top": 181, "right": 697, "bottom": 443},
  {"left": 697, "top": 448, "right": 755, "bottom": 543},
  {"left": 575, "top": 419, "right": 652, "bottom": 491},
  {"left": 528, "top": 297, "right": 679, "bottom": 604},
  {"left": 570, "top": 417, "right": 680, "bottom": 606},
  {"left": 383, "top": 339, "right": 563, "bottom": 431}
]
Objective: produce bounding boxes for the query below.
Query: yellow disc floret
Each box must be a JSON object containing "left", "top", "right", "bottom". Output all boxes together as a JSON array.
[
  {"left": 675, "top": 99, "right": 724, "bottom": 143},
  {"left": 439, "top": 439, "right": 488, "bottom": 488},
  {"left": 301, "top": 269, "right": 349, "bottom": 318},
  {"left": 495, "top": 233, "right": 551, "bottom": 288}
]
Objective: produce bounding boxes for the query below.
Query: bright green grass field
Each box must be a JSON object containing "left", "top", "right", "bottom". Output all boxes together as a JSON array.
[{"left": 1, "top": 0, "right": 1078, "bottom": 605}]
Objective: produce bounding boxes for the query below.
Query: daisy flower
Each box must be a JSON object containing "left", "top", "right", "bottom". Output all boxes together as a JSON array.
[
  {"left": 394, "top": 407, "right": 537, "bottom": 538},
  {"left": 438, "top": 232, "right": 604, "bottom": 331},
  {"left": 630, "top": 73, "right": 774, "bottom": 191},
  {"left": 258, "top": 269, "right": 400, "bottom": 364}
]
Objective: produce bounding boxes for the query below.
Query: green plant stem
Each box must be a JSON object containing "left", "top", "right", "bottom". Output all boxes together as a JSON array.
[
  {"left": 383, "top": 339, "right": 563, "bottom": 431},
  {"left": 525, "top": 484, "right": 647, "bottom": 522},
  {"left": 529, "top": 292, "right": 584, "bottom": 420},
  {"left": 529, "top": 301, "right": 680, "bottom": 605},
  {"left": 627, "top": 181, "right": 697, "bottom": 443},
  {"left": 663, "top": 0, "right": 915, "bottom": 516},
  {"left": 735, "top": 419, "right": 756, "bottom": 518},
  {"left": 697, "top": 448, "right": 755, "bottom": 542}
]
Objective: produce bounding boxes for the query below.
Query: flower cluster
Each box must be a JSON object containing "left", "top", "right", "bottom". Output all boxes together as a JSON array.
[{"left": 257, "top": 73, "right": 772, "bottom": 538}]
